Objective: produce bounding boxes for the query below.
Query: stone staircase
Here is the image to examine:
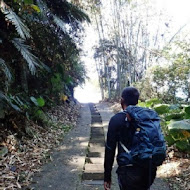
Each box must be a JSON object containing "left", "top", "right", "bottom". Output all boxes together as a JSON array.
[{"left": 82, "top": 103, "right": 105, "bottom": 184}]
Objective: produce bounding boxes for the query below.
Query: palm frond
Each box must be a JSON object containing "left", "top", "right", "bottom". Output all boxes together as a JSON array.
[
  {"left": 0, "top": 58, "right": 12, "bottom": 82},
  {"left": 36, "top": 0, "right": 49, "bottom": 19},
  {"left": 0, "top": 1, "right": 30, "bottom": 39},
  {"left": 12, "top": 38, "right": 40, "bottom": 74},
  {"left": 46, "top": 1, "right": 90, "bottom": 24},
  {"left": 53, "top": 15, "right": 67, "bottom": 33},
  {"left": 0, "top": 91, "right": 21, "bottom": 112}
]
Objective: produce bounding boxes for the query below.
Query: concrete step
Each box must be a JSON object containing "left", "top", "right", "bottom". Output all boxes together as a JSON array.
[
  {"left": 90, "top": 137, "right": 105, "bottom": 144},
  {"left": 91, "top": 127, "right": 104, "bottom": 133},
  {"left": 92, "top": 119, "right": 102, "bottom": 123},
  {"left": 91, "top": 112, "right": 100, "bottom": 116},
  {"left": 91, "top": 132, "right": 104, "bottom": 136},
  {"left": 91, "top": 123, "right": 103, "bottom": 127},
  {"left": 91, "top": 121, "right": 102, "bottom": 125},
  {"left": 91, "top": 113, "right": 101, "bottom": 116},
  {"left": 90, "top": 135, "right": 105, "bottom": 140},
  {"left": 88, "top": 152, "right": 104, "bottom": 157},
  {"left": 85, "top": 164, "right": 104, "bottom": 171},
  {"left": 82, "top": 180, "right": 104, "bottom": 185},
  {"left": 92, "top": 115, "right": 102, "bottom": 119},
  {"left": 82, "top": 171, "right": 104, "bottom": 180},
  {"left": 89, "top": 146, "right": 105, "bottom": 152},
  {"left": 86, "top": 157, "right": 104, "bottom": 164},
  {"left": 89, "top": 142, "right": 105, "bottom": 148},
  {"left": 82, "top": 164, "right": 104, "bottom": 180}
]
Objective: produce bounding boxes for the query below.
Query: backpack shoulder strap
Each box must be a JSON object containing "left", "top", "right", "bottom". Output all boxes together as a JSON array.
[{"left": 123, "top": 109, "right": 132, "bottom": 121}]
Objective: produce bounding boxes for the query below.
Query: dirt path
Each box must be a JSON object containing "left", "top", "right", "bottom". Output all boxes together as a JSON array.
[{"left": 29, "top": 103, "right": 170, "bottom": 190}]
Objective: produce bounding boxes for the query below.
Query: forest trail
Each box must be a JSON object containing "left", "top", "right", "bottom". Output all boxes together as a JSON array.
[{"left": 29, "top": 103, "right": 170, "bottom": 190}]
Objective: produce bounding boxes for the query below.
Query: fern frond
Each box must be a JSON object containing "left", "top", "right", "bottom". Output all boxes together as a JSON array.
[
  {"left": 53, "top": 15, "right": 67, "bottom": 33},
  {"left": 0, "top": 58, "right": 12, "bottom": 82},
  {"left": 0, "top": 1, "right": 30, "bottom": 39},
  {"left": 12, "top": 38, "right": 40, "bottom": 74}
]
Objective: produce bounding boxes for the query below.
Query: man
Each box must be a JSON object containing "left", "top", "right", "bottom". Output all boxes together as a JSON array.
[{"left": 104, "top": 87, "right": 157, "bottom": 190}]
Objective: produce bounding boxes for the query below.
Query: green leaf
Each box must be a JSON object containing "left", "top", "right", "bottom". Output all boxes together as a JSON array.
[
  {"left": 165, "top": 113, "right": 185, "bottom": 121},
  {"left": 30, "top": 96, "right": 45, "bottom": 107},
  {"left": 168, "top": 120, "right": 190, "bottom": 131},
  {"left": 175, "top": 140, "right": 190, "bottom": 153},
  {"left": 165, "top": 135, "right": 175, "bottom": 146},
  {"left": 185, "top": 106, "right": 190, "bottom": 115},
  {"left": 37, "top": 97, "right": 45, "bottom": 107},
  {"left": 24, "top": 0, "right": 33, "bottom": 5},
  {"left": 31, "top": 4, "right": 40, "bottom": 13},
  {"left": 153, "top": 104, "right": 170, "bottom": 115}
]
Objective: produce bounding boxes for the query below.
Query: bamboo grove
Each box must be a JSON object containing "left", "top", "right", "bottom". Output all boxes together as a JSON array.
[
  {"left": 83, "top": 0, "right": 190, "bottom": 101},
  {"left": 0, "top": 0, "right": 90, "bottom": 129}
]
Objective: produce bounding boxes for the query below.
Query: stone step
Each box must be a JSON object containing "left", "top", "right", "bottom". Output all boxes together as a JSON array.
[
  {"left": 91, "top": 121, "right": 102, "bottom": 125},
  {"left": 86, "top": 157, "right": 104, "bottom": 164},
  {"left": 91, "top": 123, "right": 103, "bottom": 127},
  {"left": 88, "top": 151, "right": 104, "bottom": 157},
  {"left": 91, "top": 132, "right": 104, "bottom": 136},
  {"left": 89, "top": 146, "right": 105, "bottom": 152},
  {"left": 90, "top": 110, "right": 98, "bottom": 114},
  {"left": 82, "top": 164, "right": 104, "bottom": 180},
  {"left": 82, "top": 171, "right": 104, "bottom": 180},
  {"left": 89, "top": 142, "right": 105, "bottom": 148},
  {"left": 91, "top": 118, "right": 102, "bottom": 123},
  {"left": 90, "top": 137, "right": 105, "bottom": 144},
  {"left": 92, "top": 115, "right": 102, "bottom": 119},
  {"left": 91, "top": 113, "right": 101, "bottom": 116},
  {"left": 85, "top": 164, "right": 104, "bottom": 171},
  {"left": 82, "top": 180, "right": 104, "bottom": 185},
  {"left": 91, "top": 127, "right": 104, "bottom": 133},
  {"left": 90, "top": 135, "right": 104, "bottom": 140}
]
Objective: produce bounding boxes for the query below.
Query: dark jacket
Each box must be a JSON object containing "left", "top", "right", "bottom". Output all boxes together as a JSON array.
[{"left": 104, "top": 111, "right": 135, "bottom": 182}]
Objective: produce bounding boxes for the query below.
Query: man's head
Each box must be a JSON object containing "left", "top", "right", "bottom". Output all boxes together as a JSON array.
[{"left": 121, "top": 87, "right": 139, "bottom": 109}]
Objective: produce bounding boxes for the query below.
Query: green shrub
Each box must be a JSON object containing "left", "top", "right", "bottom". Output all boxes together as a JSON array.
[{"left": 166, "top": 120, "right": 190, "bottom": 153}]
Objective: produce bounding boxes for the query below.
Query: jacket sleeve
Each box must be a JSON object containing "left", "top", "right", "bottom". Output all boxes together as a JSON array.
[{"left": 104, "top": 115, "right": 118, "bottom": 182}]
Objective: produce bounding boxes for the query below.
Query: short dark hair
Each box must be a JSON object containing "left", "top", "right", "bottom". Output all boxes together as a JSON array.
[{"left": 121, "top": 87, "right": 139, "bottom": 106}]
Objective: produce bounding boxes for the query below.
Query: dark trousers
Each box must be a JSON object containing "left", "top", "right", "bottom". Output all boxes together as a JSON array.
[{"left": 116, "top": 165, "right": 157, "bottom": 190}]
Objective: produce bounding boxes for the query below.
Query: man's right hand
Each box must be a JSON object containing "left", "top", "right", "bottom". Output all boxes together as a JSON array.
[{"left": 104, "top": 181, "right": 111, "bottom": 190}]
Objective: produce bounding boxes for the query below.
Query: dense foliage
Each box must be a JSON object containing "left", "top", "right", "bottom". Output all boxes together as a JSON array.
[
  {"left": 139, "top": 99, "right": 190, "bottom": 153},
  {"left": 0, "top": 0, "right": 89, "bottom": 132}
]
